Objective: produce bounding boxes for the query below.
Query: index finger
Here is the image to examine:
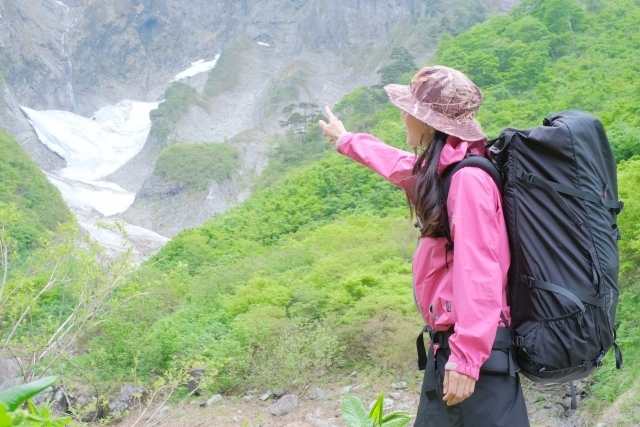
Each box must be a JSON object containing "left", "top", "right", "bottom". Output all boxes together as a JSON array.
[{"left": 325, "top": 106, "right": 337, "bottom": 121}]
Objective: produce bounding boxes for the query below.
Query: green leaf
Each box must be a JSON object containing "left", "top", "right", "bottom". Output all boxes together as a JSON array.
[
  {"left": 26, "top": 400, "right": 38, "bottom": 416},
  {"left": 381, "top": 413, "right": 412, "bottom": 427},
  {"left": 25, "top": 413, "right": 46, "bottom": 423},
  {"left": 0, "top": 405, "right": 11, "bottom": 427},
  {"left": 0, "top": 376, "right": 58, "bottom": 412},
  {"left": 341, "top": 395, "right": 371, "bottom": 427},
  {"left": 368, "top": 392, "right": 384, "bottom": 425},
  {"left": 50, "top": 415, "right": 72, "bottom": 426}
]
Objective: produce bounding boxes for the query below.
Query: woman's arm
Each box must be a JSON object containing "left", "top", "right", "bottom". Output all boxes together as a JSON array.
[
  {"left": 336, "top": 132, "right": 417, "bottom": 190},
  {"left": 319, "top": 107, "right": 417, "bottom": 192},
  {"left": 445, "top": 167, "right": 505, "bottom": 381}
]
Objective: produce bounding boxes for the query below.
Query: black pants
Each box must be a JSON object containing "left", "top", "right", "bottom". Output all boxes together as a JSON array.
[{"left": 414, "top": 349, "right": 530, "bottom": 427}]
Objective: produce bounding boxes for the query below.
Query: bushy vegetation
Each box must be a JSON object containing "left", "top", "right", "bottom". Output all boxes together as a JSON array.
[
  {"left": 145, "top": 0, "right": 640, "bottom": 415},
  {"left": 435, "top": 0, "right": 640, "bottom": 160},
  {"left": 0, "top": 130, "right": 69, "bottom": 255},
  {"left": 3, "top": 0, "right": 639, "bottom": 424},
  {"left": 203, "top": 39, "right": 252, "bottom": 98},
  {"left": 154, "top": 143, "right": 240, "bottom": 191},
  {"left": 150, "top": 82, "right": 206, "bottom": 144}
]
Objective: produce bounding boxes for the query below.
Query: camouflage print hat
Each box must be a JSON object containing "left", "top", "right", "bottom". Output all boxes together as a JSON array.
[{"left": 384, "top": 66, "right": 486, "bottom": 141}]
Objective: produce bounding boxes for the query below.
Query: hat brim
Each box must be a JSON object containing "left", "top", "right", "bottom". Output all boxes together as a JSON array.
[{"left": 384, "top": 84, "right": 487, "bottom": 142}]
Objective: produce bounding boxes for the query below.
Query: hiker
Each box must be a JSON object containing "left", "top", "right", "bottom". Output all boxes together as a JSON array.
[{"left": 318, "top": 66, "right": 530, "bottom": 426}]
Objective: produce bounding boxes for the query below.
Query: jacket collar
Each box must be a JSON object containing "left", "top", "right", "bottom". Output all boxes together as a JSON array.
[{"left": 437, "top": 136, "right": 487, "bottom": 175}]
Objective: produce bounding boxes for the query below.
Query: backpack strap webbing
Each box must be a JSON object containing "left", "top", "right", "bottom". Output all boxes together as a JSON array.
[
  {"left": 440, "top": 155, "right": 503, "bottom": 252},
  {"left": 524, "top": 276, "right": 606, "bottom": 312}
]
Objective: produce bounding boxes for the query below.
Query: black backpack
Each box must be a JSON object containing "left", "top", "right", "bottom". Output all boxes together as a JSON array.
[{"left": 442, "top": 110, "right": 623, "bottom": 385}]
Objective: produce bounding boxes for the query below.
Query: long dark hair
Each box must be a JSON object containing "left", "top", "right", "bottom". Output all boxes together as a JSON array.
[{"left": 411, "top": 130, "right": 449, "bottom": 238}]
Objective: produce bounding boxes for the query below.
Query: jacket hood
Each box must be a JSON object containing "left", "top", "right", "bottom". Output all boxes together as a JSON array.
[{"left": 437, "top": 136, "right": 487, "bottom": 175}]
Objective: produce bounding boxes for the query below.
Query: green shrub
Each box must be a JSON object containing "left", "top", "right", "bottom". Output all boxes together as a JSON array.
[
  {"left": 153, "top": 143, "right": 240, "bottom": 190},
  {"left": 203, "top": 39, "right": 252, "bottom": 98},
  {"left": 150, "top": 82, "right": 206, "bottom": 144},
  {"left": 0, "top": 130, "right": 69, "bottom": 255}
]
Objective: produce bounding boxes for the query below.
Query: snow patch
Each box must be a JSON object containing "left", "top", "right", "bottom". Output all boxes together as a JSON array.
[
  {"left": 21, "top": 101, "right": 160, "bottom": 181},
  {"left": 257, "top": 42, "right": 270, "bottom": 47},
  {"left": 55, "top": 0, "right": 70, "bottom": 11},
  {"left": 171, "top": 55, "right": 221, "bottom": 82},
  {"left": 21, "top": 100, "right": 168, "bottom": 259}
]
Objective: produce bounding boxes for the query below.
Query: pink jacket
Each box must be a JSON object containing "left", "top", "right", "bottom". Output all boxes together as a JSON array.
[{"left": 336, "top": 132, "right": 511, "bottom": 381}]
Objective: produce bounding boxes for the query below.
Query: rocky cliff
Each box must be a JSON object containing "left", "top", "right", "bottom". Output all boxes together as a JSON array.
[{"left": 0, "top": 0, "right": 519, "bottom": 251}]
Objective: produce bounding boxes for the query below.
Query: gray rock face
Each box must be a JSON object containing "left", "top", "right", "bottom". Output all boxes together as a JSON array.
[
  {"left": 108, "top": 383, "right": 148, "bottom": 418},
  {"left": 268, "top": 394, "right": 299, "bottom": 417},
  {"left": 0, "top": 355, "right": 23, "bottom": 386},
  {"left": 0, "top": 0, "right": 521, "bottom": 246}
]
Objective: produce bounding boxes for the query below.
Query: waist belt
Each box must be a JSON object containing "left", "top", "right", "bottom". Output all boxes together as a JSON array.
[{"left": 416, "top": 324, "right": 519, "bottom": 402}]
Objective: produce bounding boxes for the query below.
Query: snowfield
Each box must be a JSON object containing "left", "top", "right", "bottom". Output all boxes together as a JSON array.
[
  {"left": 171, "top": 55, "right": 221, "bottom": 82},
  {"left": 21, "top": 100, "right": 169, "bottom": 260}
]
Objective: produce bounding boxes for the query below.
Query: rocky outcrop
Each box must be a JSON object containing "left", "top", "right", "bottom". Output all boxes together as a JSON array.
[{"left": 0, "top": 0, "right": 521, "bottom": 247}]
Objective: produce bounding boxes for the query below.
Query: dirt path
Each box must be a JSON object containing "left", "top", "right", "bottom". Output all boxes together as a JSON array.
[{"left": 115, "top": 375, "right": 592, "bottom": 427}]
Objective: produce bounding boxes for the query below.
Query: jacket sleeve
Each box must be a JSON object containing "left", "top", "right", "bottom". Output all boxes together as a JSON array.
[
  {"left": 445, "top": 167, "right": 504, "bottom": 381},
  {"left": 336, "top": 132, "right": 417, "bottom": 192}
]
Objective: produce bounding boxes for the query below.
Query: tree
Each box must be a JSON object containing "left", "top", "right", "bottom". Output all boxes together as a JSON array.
[{"left": 377, "top": 47, "right": 418, "bottom": 85}]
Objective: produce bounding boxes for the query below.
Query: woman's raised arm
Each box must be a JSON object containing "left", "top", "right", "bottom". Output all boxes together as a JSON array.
[{"left": 319, "top": 107, "right": 417, "bottom": 192}]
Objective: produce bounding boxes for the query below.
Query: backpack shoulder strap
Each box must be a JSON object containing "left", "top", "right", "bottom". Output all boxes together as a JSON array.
[
  {"left": 441, "top": 155, "right": 503, "bottom": 202},
  {"left": 440, "top": 155, "right": 503, "bottom": 252}
]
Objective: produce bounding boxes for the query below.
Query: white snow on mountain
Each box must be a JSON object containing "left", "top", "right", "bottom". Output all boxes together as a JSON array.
[
  {"left": 21, "top": 100, "right": 168, "bottom": 260},
  {"left": 171, "top": 55, "right": 221, "bottom": 82},
  {"left": 21, "top": 101, "right": 160, "bottom": 181},
  {"left": 257, "top": 42, "right": 270, "bottom": 47}
]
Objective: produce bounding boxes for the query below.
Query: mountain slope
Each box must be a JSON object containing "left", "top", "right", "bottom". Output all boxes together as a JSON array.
[
  {"left": 0, "top": 129, "right": 70, "bottom": 254},
  {"left": 0, "top": 0, "right": 519, "bottom": 245}
]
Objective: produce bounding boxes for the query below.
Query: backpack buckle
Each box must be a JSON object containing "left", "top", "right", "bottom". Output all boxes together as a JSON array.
[
  {"left": 524, "top": 276, "right": 535, "bottom": 288},
  {"left": 514, "top": 336, "right": 525, "bottom": 347},
  {"left": 523, "top": 172, "right": 536, "bottom": 184}
]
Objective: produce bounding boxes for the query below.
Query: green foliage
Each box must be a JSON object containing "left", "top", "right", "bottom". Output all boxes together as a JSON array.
[
  {"left": 377, "top": 47, "right": 418, "bottom": 86},
  {"left": 0, "top": 130, "right": 69, "bottom": 255},
  {"left": 254, "top": 102, "right": 327, "bottom": 190},
  {"left": 616, "top": 157, "right": 640, "bottom": 272},
  {"left": 434, "top": 0, "right": 640, "bottom": 156},
  {"left": 150, "top": 82, "right": 206, "bottom": 144},
  {"left": 0, "top": 376, "right": 70, "bottom": 426},
  {"left": 264, "top": 62, "right": 310, "bottom": 115},
  {"left": 342, "top": 392, "right": 411, "bottom": 427},
  {"left": 203, "top": 39, "right": 251, "bottom": 98},
  {"left": 153, "top": 143, "right": 240, "bottom": 190},
  {"left": 334, "top": 87, "right": 389, "bottom": 134},
  {"left": 28, "top": 1, "right": 639, "bottom": 416},
  {"left": 242, "top": 321, "right": 340, "bottom": 394}
]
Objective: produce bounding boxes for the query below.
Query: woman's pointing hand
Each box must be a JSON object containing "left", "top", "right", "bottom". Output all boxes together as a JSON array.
[{"left": 318, "top": 106, "right": 347, "bottom": 144}]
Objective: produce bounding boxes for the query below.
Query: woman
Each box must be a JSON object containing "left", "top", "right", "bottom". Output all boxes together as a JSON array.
[{"left": 318, "top": 66, "right": 530, "bottom": 427}]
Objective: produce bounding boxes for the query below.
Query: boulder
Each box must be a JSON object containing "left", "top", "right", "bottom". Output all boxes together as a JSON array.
[
  {"left": 186, "top": 368, "right": 204, "bottom": 396},
  {"left": 260, "top": 392, "right": 272, "bottom": 401},
  {"left": 108, "top": 383, "right": 148, "bottom": 419},
  {"left": 202, "top": 394, "right": 223, "bottom": 407},
  {"left": 268, "top": 394, "right": 299, "bottom": 417},
  {"left": 307, "top": 387, "right": 327, "bottom": 400},
  {"left": 391, "top": 381, "right": 408, "bottom": 390}
]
